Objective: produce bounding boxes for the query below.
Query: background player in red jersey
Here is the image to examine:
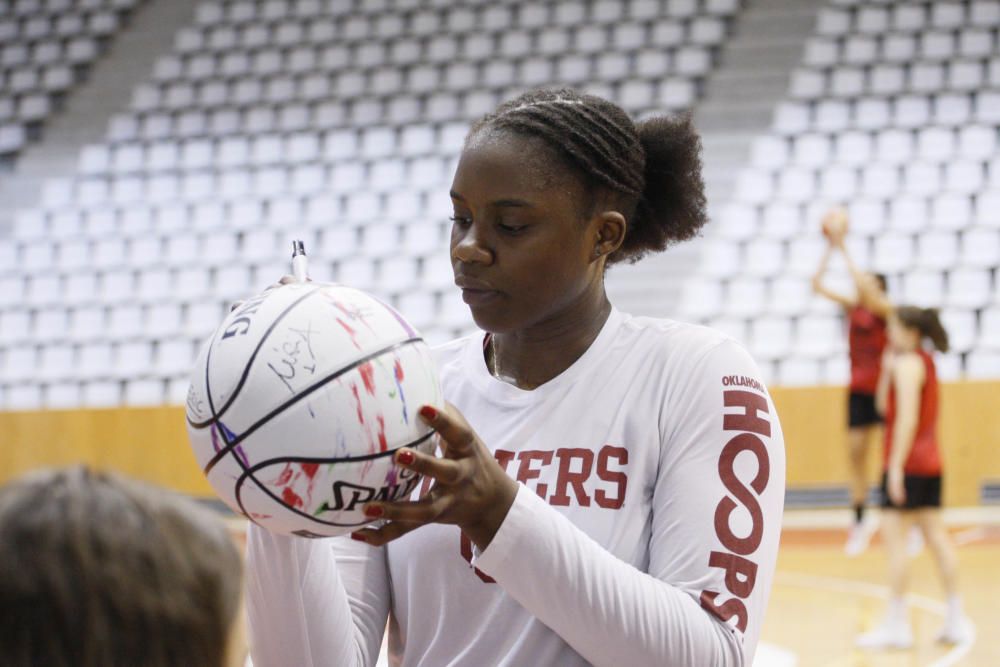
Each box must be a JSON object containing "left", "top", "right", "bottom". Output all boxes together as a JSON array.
[
  {"left": 812, "top": 212, "right": 892, "bottom": 555},
  {"left": 855, "top": 307, "right": 971, "bottom": 649}
]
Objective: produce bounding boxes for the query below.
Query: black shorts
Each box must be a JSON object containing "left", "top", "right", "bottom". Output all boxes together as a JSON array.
[
  {"left": 880, "top": 473, "right": 942, "bottom": 510},
  {"left": 848, "top": 392, "right": 882, "bottom": 428}
]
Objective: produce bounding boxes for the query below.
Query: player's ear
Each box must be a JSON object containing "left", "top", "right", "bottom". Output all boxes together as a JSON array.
[{"left": 591, "top": 210, "right": 626, "bottom": 260}]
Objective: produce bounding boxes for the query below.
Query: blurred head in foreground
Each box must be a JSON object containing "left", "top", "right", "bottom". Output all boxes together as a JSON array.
[{"left": 0, "top": 466, "right": 245, "bottom": 667}]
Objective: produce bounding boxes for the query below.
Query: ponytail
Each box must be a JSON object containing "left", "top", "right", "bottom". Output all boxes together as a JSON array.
[
  {"left": 895, "top": 305, "right": 949, "bottom": 353},
  {"left": 625, "top": 114, "right": 708, "bottom": 264}
]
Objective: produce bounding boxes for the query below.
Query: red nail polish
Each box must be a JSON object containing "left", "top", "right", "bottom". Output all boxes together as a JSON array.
[
  {"left": 419, "top": 405, "right": 438, "bottom": 421},
  {"left": 364, "top": 505, "right": 383, "bottom": 518},
  {"left": 350, "top": 533, "right": 366, "bottom": 542},
  {"left": 396, "top": 449, "right": 415, "bottom": 466}
]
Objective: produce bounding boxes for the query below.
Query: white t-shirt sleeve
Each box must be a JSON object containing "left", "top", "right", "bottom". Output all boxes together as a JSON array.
[
  {"left": 245, "top": 525, "right": 391, "bottom": 667},
  {"left": 473, "top": 338, "right": 785, "bottom": 667}
]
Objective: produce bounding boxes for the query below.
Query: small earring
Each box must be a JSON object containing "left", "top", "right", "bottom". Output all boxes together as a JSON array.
[{"left": 593, "top": 247, "right": 601, "bottom": 257}]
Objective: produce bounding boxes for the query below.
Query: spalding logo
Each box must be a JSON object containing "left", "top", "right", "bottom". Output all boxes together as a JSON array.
[{"left": 316, "top": 466, "right": 421, "bottom": 514}]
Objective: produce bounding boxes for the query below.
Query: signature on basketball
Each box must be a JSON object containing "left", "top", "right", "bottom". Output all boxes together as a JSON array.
[{"left": 267, "top": 321, "right": 318, "bottom": 394}]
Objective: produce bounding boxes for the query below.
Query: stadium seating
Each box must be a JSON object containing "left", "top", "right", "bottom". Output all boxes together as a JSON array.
[
  {"left": 0, "top": 0, "right": 742, "bottom": 409},
  {"left": 0, "top": 0, "right": 145, "bottom": 164},
  {"left": 679, "top": 0, "right": 1000, "bottom": 386}
]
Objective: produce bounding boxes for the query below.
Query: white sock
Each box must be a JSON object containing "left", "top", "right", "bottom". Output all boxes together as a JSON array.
[
  {"left": 946, "top": 594, "right": 964, "bottom": 619},
  {"left": 886, "top": 597, "right": 908, "bottom": 624}
]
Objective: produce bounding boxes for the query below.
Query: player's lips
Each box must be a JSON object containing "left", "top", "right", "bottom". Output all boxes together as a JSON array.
[{"left": 455, "top": 277, "right": 501, "bottom": 305}]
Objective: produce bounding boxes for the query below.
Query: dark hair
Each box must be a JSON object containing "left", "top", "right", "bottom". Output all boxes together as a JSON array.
[
  {"left": 895, "top": 305, "right": 949, "bottom": 353},
  {"left": 873, "top": 273, "right": 888, "bottom": 292},
  {"left": 467, "top": 88, "right": 708, "bottom": 264},
  {"left": 0, "top": 466, "right": 243, "bottom": 667}
]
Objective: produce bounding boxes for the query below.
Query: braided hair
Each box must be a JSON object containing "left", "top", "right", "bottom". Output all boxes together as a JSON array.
[{"left": 467, "top": 88, "right": 708, "bottom": 264}]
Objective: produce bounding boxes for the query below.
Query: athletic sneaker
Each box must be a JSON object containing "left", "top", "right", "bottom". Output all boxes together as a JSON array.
[
  {"left": 855, "top": 620, "right": 914, "bottom": 650},
  {"left": 937, "top": 614, "right": 974, "bottom": 644},
  {"left": 844, "top": 521, "right": 873, "bottom": 557}
]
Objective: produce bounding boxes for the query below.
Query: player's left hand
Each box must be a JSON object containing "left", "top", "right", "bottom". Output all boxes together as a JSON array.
[
  {"left": 350, "top": 403, "right": 519, "bottom": 551},
  {"left": 887, "top": 467, "right": 906, "bottom": 507}
]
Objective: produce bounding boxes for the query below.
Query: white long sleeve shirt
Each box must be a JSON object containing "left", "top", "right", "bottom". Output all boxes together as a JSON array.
[{"left": 247, "top": 309, "right": 786, "bottom": 666}]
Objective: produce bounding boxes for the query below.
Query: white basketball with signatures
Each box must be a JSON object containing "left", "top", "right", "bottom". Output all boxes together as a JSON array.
[{"left": 185, "top": 282, "right": 442, "bottom": 537}]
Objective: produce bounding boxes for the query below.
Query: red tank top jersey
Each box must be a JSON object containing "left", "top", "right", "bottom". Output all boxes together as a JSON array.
[
  {"left": 883, "top": 349, "right": 942, "bottom": 476},
  {"left": 848, "top": 306, "right": 887, "bottom": 394}
]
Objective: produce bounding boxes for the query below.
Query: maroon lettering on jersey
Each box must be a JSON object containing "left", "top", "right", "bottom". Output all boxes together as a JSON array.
[
  {"left": 549, "top": 448, "right": 594, "bottom": 507},
  {"left": 714, "top": 433, "right": 768, "bottom": 555},
  {"left": 699, "top": 591, "right": 749, "bottom": 635},
  {"left": 701, "top": 386, "right": 773, "bottom": 634},
  {"left": 708, "top": 550, "right": 758, "bottom": 598},
  {"left": 494, "top": 448, "right": 516, "bottom": 473},
  {"left": 516, "top": 450, "right": 553, "bottom": 499},
  {"left": 458, "top": 444, "right": 631, "bottom": 584},
  {"left": 723, "top": 390, "right": 771, "bottom": 437},
  {"left": 594, "top": 445, "right": 628, "bottom": 509}
]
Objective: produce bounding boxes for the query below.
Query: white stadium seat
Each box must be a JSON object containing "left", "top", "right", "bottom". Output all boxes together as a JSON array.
[
  {"left": 975, "top": 93, "right": 1000, "bottom": 124},
  {"left": 902, "top": 271, "right": 946, "bottom": 306},
  {"left": 873, "top": 235, "right": 915, "bottom": 273},
  {"left": 743, "top": 239, "right": 785, "bottom": 278},
  {"left": 915, "top": 230, "right": 959, "bottom": 270},
  {"left": 125, "top": 379, "right": 165, "bottom": 406},
  {"left": 749, "top": 316, "right": 793, "bottom": 361},
  {"left": 725, "top": 279, "right": 767, "bottom": 317},
  {"left": 887, "top": 196, "right": 928, "bottom": 232},
  {"left": 941, "top": 309, "right": 976, "bottom": 353},
  {"left": 44, "top": 382, "right": 82, "bottom": 409},
  {"left": 795, "top": 315, "right": 844, "bottom": 358},
  {"left": 769, "top": 277, "right": 811, "bottom": 316},
  {"left": 947, "top": 269, "right": 992, "bottom": 308},
  {"left": 966, "top": 351, "right": 1000, "bottom": 379},
  {"left": 960, "top": 228, "right": 1000, "bottom": 268},
  {"left": 700, "top": 240, "right": 741, "bottom": 278},
  {"left": 778, "top": 358, "right": 822, "bottom": 386}
]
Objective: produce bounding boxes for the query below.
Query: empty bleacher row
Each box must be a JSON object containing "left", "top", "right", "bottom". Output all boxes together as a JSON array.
[
  {"left": 0, "top": 0, "right": 145, "bottom": 161},
  {"left": 0, "top": 0, "right": 744, "bottom": 410},
  {"left": 678, "top": 0, "right": 1000, "bottom": 386}
]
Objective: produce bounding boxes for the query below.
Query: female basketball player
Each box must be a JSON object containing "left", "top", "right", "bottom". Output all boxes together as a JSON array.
[
  {"left": 0, "top": 467, "right": 246, "bottom": 667},
  {"left": 247, "top": 89, "right": 786, "bottom": 666},
  {"left": 811, "top": 216, "right": 891, "bottom": 555},
  {"left": 856, "top": 307, "right": 970, "bottom": 649}
]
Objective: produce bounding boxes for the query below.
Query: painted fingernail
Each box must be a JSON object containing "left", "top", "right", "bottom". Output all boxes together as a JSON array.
[
  {"left": 419, "top": 405, "right": 438, "bottom": 421},
  {"left": 396, "top": 449, "right": 415, "bottom": 466},
  {"left": 350, "top": 533, "right": 367, "bottom": 542},
  {"left": 363, "top": 505, "right": 383, "bottom": 518}
]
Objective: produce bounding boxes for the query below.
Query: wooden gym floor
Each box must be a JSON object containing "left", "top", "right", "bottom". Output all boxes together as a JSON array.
[
  {"left": 233, "top": 506, "right": 999, "bottom": 666},
  {"left": 757, "top": 507, "right": 1000, "bottom": 667}
]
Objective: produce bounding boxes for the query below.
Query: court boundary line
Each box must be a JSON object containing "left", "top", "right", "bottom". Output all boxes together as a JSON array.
[{"left": 774, "top": 571, "right": 976, "bottom": 667}]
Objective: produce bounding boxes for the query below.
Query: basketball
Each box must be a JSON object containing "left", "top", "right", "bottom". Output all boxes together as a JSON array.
[
  {"left": 821, "top": 208, "right": 849, "bottom": 240},
  {"left": 185, "top": 282, "right": 442, "bottom": 538}
]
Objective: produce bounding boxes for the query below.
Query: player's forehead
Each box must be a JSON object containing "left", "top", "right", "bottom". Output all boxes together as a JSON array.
[{"left": 453, "top": 126, "right": 587, "bottom": 205}]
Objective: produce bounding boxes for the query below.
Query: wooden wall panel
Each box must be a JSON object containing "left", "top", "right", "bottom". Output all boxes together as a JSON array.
[
  {"left": 0, "top": 407, "right": 210, "bottom": 495},
  {"left": 770, "top": 381, "right": 1000, "bottom": 506},
  {"left": 1, "top": 381, "right": 997, "bottom": 506}
]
